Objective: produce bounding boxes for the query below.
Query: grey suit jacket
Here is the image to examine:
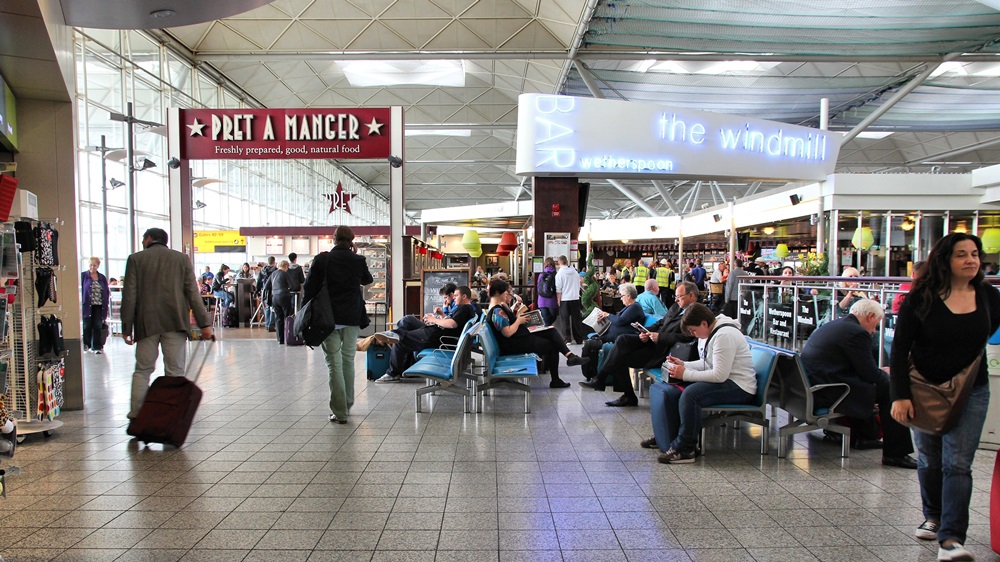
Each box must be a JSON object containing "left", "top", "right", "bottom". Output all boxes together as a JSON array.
[{"left": 121, "top": 243, "right": 211, "bottom": 341}]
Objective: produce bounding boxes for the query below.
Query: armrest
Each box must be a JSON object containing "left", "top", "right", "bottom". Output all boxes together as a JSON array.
[
  {"left": 439, "top": 335, "right": 459, "bottom": 345},
  {"left": 809, "top": 382, "right": 851, "bottom": 413}
]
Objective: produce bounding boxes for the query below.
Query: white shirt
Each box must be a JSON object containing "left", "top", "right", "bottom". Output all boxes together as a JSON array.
[{"left": 555, "top": 265, "right": 581, "bottom": 301}]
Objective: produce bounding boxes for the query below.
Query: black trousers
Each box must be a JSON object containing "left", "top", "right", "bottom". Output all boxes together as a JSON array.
[
  {"left": 499, "top": 330, "right": 569, "bottom": 380},
  {"left": 557, "top": 299, "right": 587, "bottom": 343},
  {"left": 841, "top": 375, "right": 914, "bottom": 458},
  {"left": 82, "top": 305, "right": 104, "bottom": 351},
  {"left": 596, "top": 334, "right": 666, "bottom": 397},
  {"left": 388, "top": 317, "right": 443, "bottom": 375},
  {"left": 273, "top": 294, "right": 293, "bottom": 344}
]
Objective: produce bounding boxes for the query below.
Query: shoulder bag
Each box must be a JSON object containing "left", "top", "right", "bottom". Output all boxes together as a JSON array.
[
  {"left": 293, "top": 278, "right": 336, "bottom": 348},
  {"left": 904, "top": 289, "right": 988, "bottom": 435}
]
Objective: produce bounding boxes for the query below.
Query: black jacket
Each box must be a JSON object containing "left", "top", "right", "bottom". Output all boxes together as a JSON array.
[
  {"left": 649, "top": 303, "right": 695, "bottom": 354},
  {"left": 303, "top": 245, "right": 373, "bottom": 328},
  {"left": 800, "top": 314, "right": 881, "bottom": 418}
]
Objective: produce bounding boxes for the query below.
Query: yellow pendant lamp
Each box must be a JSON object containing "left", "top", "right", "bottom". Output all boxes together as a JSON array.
[
  {"left": 982, "top": 228, "right": 1000, "bottom": 254},
  {"left": 468, "top": 247, "right": 483, "bottom": 258},
  {"left": 462, "top": 229, "right": 482, "bottom": 257},
  {"left": 775, "top": 243, "right": 789, "bottom": 258},
  {"left": 851, "top": 227, "right": 874, "bottom": 250}
]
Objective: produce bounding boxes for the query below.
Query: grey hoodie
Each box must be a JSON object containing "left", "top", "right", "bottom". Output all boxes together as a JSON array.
[{"left": 680, "top": 315, "right": 757, "bottom": 395}]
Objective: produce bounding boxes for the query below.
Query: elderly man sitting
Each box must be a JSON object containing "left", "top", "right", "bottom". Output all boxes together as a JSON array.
[
  {"left": 800, "top": 299, "right": 916, "bottom": 469},
  {"left": 636, "top": 278, "right": 667, "bottom": 316}
]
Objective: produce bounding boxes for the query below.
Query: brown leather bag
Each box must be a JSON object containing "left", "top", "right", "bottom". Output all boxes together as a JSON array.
[{"left": 905, "top": 354, "right": 982, "bottom": 435}]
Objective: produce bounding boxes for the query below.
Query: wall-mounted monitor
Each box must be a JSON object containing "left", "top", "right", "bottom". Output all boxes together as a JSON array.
[{"left": 0, "top": 73, "right": 17, "bottom": 152}]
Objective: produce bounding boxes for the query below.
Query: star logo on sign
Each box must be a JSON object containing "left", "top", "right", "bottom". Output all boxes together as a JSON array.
[
  {"left": 187, "top": 119, "right": 206, "bottom": 136},
  {"left": 324, "top": 182, "right": 354, "bottom": 214},
  {"left": 366, "top": 118, "right": 383, "bottom": 136}
]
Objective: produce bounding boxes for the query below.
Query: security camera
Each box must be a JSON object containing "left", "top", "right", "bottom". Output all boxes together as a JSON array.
[
  {"left": 167, "top": 157, "right": 181, "bottom": 170},
  {"left": 388, "top": 155, "right": 403, "bottom": 168}
]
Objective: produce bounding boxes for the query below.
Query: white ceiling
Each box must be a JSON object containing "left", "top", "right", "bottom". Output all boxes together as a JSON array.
[{"left": 14, "top": 0, "right": 1000, "bottom": 222}]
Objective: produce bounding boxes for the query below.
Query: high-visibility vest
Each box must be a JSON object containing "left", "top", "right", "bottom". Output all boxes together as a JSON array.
[
  {"left": 657, "top": 266, "right": 675, "bottom": 290},
  {"left": 634, "top": 265, "right": 648, "bottom": 285}
]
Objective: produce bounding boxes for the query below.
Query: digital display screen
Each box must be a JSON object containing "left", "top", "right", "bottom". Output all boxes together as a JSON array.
[{"left": 0, "top": 73, "right": 17, "bottom": 151}]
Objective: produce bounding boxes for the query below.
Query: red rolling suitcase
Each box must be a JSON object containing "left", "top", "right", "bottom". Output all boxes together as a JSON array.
[{"left": 127, "top": 336, "right": 214, "bottom": 447}]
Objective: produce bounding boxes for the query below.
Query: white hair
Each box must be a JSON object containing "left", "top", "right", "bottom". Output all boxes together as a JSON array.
[
  {"left": 619, "top": 283, "right": 638, "bottom": 300},
  {"left": 849, "top": 298, "right": 884, "bottom": 319}
]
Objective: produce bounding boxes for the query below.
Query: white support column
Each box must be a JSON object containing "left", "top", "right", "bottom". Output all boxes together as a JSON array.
[
  {"left": 728, "top": 200, "right": 736, "bottom": 267},
  {"left": 817, "top": 98, "right": 828, "bottom": 258},
  {"left": 390, "top": 106, "right": 405, "bottom": 324}
]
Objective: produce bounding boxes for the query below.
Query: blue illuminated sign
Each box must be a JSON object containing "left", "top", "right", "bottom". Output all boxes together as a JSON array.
[{"left": 516, "top": 94, "right": 839, "bottom": 182}]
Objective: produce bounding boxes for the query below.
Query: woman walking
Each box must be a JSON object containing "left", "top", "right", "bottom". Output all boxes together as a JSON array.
[
  {"left": 81, "top": 257, "right": 111, "bottom": 354},
  {"left": 891, "top": 233, "right": 1000, "bottom": 561}
]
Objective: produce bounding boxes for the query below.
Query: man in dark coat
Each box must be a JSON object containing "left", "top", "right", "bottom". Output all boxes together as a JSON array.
[
  {"left": 800, "top": 298, "right": 916, "bottom": 468},
  {"left": 582, "top": 281, "right": 699, "bottom": 407},
  {"left": 302, "top": 226, "right": 373, "bottom": 424}
]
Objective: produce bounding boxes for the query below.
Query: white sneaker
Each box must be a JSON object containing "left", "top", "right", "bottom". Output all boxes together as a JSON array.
[
  {"left": 375, "top": 373, "right": 400, "bottom": 383},
  {"left": 373, "top": 331, "right": 400, "bottom": 345},
  {"left": 937, "top": 542, "right": 974, "bottom": 561},
  {"left": 915, "top": 520, "right": 939, "bottom": 540}
]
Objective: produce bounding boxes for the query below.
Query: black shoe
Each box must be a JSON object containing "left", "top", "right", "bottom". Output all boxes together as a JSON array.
[
  {"left": 605, "top": 395, "right": 638, "bottom": 407},
  {"left": 853, "top": 439, "right": 884, "bottom": 450},
  {"left": 579, "top": 380, "right": 605, "bottom": 390},
  {"left": 549, "top": 379, "right": 571, "bottom": 389},
  {"left": 640, "top": 436, "right": 658, "bottom": 449},
  {"left": 882, "top": 455, "right": 917, "bottom": 469},
  {"left": 566, "top": 354, "right": 590, "bottom": 366}
]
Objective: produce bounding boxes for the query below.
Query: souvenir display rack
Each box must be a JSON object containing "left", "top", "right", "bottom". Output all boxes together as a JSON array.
[{"left": 6, "top": 220, "right": 63, "bottom": 441}]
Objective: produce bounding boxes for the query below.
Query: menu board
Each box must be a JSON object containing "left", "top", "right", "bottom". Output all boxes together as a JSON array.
[{"left": 421, "top": 269, "right": 470, "bottom": 316}]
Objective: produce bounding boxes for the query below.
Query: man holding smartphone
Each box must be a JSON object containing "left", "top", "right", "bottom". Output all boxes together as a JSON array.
[{"left": 582, "top": 281, "right": 700, "bottom": 407}]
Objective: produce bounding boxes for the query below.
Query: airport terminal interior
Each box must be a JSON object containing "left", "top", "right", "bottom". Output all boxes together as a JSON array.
[{"left": 2, "top": 0, "right": 1000, "bottom": 560}]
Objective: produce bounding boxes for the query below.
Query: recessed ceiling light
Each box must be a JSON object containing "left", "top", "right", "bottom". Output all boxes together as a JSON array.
[{"left": 150, "top": 9, "right": 176, "bottom": 19}]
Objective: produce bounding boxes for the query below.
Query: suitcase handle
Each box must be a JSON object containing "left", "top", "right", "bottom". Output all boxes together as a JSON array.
[{"left": 186, "top": 335, "right": 216, "bottom": 383}]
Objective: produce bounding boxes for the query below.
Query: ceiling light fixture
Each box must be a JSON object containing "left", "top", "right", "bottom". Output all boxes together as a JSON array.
[
  {"left": 149, "top": 9, "right": 176, "bottom": 19},
  {"left": 762, "top": 226, "right": 776, "bottom": 236},
  {"left": 338, "top": 60, "right": 465, "bottom": 87}
]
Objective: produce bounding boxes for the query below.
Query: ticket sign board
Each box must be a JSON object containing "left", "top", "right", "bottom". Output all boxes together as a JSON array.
[
  {"left": 179, "top": 108, "right": 391, "bottom": 160},
  {"left": 516, "top": 94, "right": 840, "bottom": 182},
  {"left": 193, "top": 230, "right": 246, "bottom": 253}
]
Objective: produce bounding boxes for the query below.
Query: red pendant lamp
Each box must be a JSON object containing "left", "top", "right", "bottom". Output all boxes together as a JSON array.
[
  {"left": 496, "top": 248, "right": 511, "bottom": 257},
  {"left": 497, "top": 231, "right": 518, "bottom": 252}
]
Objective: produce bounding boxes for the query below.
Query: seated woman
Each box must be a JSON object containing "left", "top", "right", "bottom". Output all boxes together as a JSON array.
[
  {"left": 212, "top": 264, "right": 234, "bottom": 308},
  {"left": 486, "top": 278, "right": 589, "bottom": 388},
  {"left": 602, "top": 271, "right": 619, "bottom": 294},
  {"left": 645, "top": 303, "right": 757, "bottom": 464}
]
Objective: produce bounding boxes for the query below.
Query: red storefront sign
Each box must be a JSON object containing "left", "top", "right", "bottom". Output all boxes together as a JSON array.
[{"left": 179, "top": 108, "right": 391, "bottom": 160}]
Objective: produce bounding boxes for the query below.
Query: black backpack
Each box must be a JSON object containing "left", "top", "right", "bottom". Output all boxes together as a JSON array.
[{"left": 538, "top": 271, "right": 557, "bottom": 298}]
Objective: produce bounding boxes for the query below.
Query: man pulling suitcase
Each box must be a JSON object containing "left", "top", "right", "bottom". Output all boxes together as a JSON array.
[{"left": 120, "top": 228, "right": 214, "bottom": 425}]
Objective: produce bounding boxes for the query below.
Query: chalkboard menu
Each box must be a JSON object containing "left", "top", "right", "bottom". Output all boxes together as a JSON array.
[{"left": 421, "top": 269, "right": 470, "bottom": 316}]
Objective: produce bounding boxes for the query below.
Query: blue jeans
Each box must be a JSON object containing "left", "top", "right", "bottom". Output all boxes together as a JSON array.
[
  {"left": 664, "top": 379, "right": 755, "bottom": 453},
  {"left": 539, "top": 306, "right": 558, "bottom": 327},
  {"left": 323, "top": 325, "right": 360, "bottom": 419},
  {"left": 913, "top": 383, "right": 990, "bottom": 545},
  {"left": 213, "top": 289, "right": 232, "bottom": 309}
]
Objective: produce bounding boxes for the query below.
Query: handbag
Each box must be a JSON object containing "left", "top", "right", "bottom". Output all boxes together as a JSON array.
[
  {"left": 293, "top": 279, "right": 336, "bottom": 348},
  {"left": 905, "top": 354, "right": 982, "bottom": 435},
  {"left": 904, "top": 289, "right": 989, "bottom": 435}
]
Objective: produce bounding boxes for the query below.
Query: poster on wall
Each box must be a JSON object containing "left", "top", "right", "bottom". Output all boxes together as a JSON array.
[
  {"left": 290, "top": 236, "right": 310, "bottom": 255},
  {"left": 317, "top": 236, "right": 334, "bottom": 253},
  {"left": 544, "top": 232, "right": 571, "bottom": 261},
  {"left": 265, "top": 236, "right": 284, "bottom": 255}
]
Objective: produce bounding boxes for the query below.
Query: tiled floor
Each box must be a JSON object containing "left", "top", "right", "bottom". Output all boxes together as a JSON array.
[{"left": 1, "top": 330, "right": 997, "bottom": 562}]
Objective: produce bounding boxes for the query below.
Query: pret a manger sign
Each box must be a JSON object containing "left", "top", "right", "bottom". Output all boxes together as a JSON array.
[
  {"left": 179, "top": 108, "right": 391, "bottom": 160},
  {"left": 516, "top": 94, "right": 840, "bottom": 182}
]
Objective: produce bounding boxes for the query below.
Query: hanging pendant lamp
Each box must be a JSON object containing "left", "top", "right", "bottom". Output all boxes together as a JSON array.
[
  {"left": 982, "top": 228, "right": 1000, "bottom": 254},
  {"left": 775, "top": 244, "right": 789, "bottom": 258},
  {"left": 497, "top": 232, "right": 518, "bottom": 252},
  {"left": 851, "top": 227, "right": 874, "bottom": 250}
]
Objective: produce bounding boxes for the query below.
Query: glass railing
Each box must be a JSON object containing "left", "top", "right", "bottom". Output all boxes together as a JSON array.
[{"left": 736, "top": 275, "right": 924, "bottom": 367}]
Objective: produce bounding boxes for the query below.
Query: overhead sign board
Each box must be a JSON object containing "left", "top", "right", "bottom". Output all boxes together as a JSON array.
[
  {"left": 516, "top": 94, "right": 839, "bottom": 182},
  {"left": 178, "top": 108, "right": 391, "bottom": 160},
  {"left": 193, "top": 230, "right": 246, "bottom": 253}
]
